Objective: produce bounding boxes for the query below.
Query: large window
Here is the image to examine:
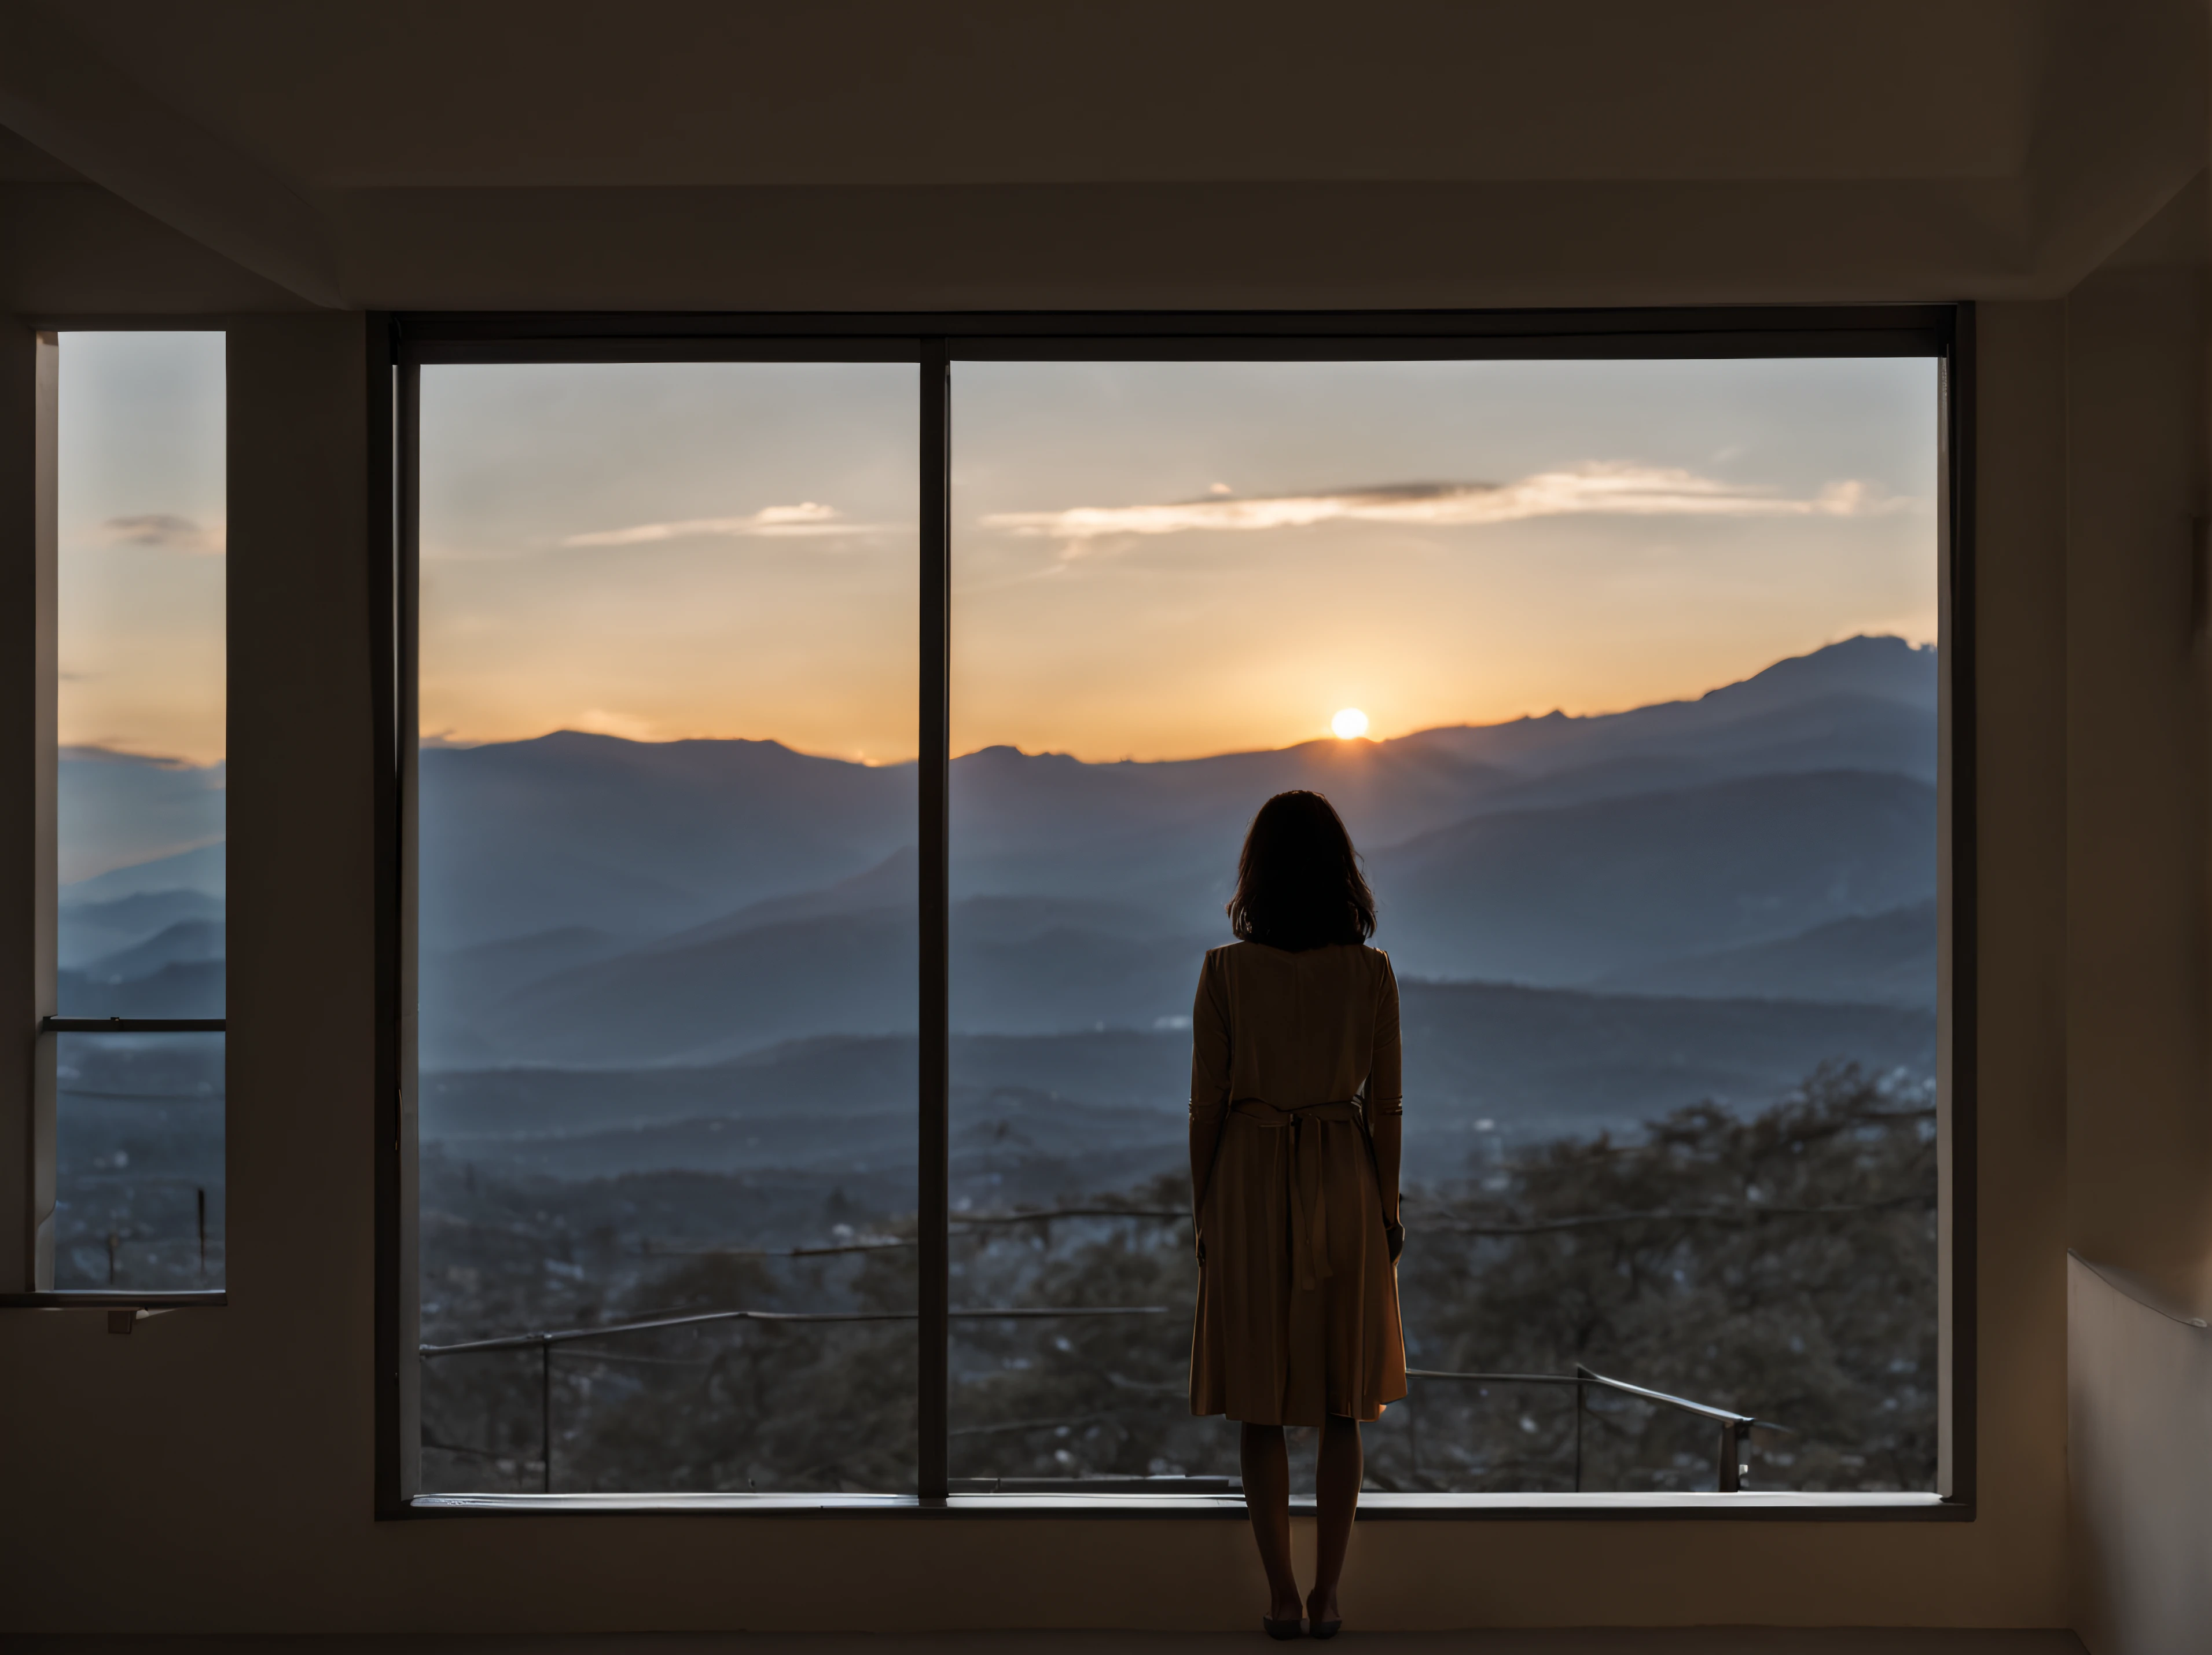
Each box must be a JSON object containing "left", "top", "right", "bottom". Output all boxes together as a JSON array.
[
  {"left": 947, "top": 355, "right": 1941, "bottom": 1496},
  {"left": 394, "top": 314, "right": 1963, "bottom": 1510},
  {"left": 50, "top": 331, "right": 226, "bottom": 1297},
  {"left": 412, "top": 359, "right": 920, "bottom": 1495}
]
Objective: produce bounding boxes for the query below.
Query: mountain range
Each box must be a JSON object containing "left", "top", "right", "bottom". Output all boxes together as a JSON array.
[
  {"left": 61, "top": 635, "right": 1939, "bottom": 1144},
  {"left": 420, "top": 978, "right": 1935, "bottom": 1204},
  {"left": 407, "top": 633, "right": 1934, "bottom": 1065}
]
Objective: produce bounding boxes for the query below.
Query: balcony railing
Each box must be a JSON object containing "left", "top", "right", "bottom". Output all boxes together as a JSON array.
[
  {"left": 421, "top": 1300, "right": 1169, "bottom": 1493},
  {"left": 1406, "top": 1365, "right": 1770, "bottom": 1493},
  {"left": 20, "top": 1016, "right": 227, "bottom": 1307},
  {"left": 420, "top": 1200, "right": 1784, "bottom": 1498}
]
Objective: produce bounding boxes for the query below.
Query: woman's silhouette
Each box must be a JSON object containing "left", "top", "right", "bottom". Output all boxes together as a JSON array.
[{"left": 1188, "top": 790, "right": 1407, "bottom": 1639}]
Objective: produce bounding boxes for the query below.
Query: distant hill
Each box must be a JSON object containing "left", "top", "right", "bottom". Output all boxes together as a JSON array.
[
  {"left": 1597, "top": 899, "right": 1938, "bottom": 1007},
  {"left": 57, "top": 917, "right": 227, "bottom": 1018},
  {"left": 59, "top": 843, "right": 226, "bottom": 908},
  {"left": 1391, "top": 635, "right": 1935, "bottom": 777},
  {"left": 429, "top": 925, "right": 631, "bottom": 1010},
  {"left": 417, "top": 732, "right": 918, "bottom": 951},
  {"left": 57, "top": 889, "right": 222, "bottom": 969},
  {"left": 56, "top": 959, "right": 223, "bottom": 1020},
  {"left": 943, "top": 641, "right": 1933, "bottom": 918},
  {"left": 1394, "top": 977, "right": 1934, "bottom": 1130},
  {"left": 431, "top": 891, "right": 1220, "bottom": 1068},
  {"left": 427, "top": 763, "right": 1933, "bottom": 1065},
  {"left": 1425, "top": 693, "right": 1935, "bottom": 818},
  {"left": 78, "top": 920, "right": 225, "bottom": 983},
  {"left": 637, "top": 846, "right": 923, "bottom": 950},
  {"left": 457, "top": 905, "right": 918, "bottom": 1066},
  {"left": 406, "top": 634, "right": 1934, "bottom": 958},
  {"left": 1372, "top": 769, "right": 1935, "bottom": 983},
  {"left": 57, "top": 748, "right": 225, "bottom": 887},
  {"left": 421, "top": 978, "right": 1936, "bottom": 1193},
  {"left": 58, "top": 635, "right": 1941, "bottom": 1077},
  {"left": 411, "top": 636, "right": 1936, "bottom": 1062}
]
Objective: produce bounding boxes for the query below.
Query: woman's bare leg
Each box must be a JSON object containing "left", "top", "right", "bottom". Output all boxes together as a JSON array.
[
  {"left": 1239, "top": 1423, "right": 1303, "bottom": 1621},
  {"left": 1310, "top": 1414, "right": 1363, "bottom": 1624}
]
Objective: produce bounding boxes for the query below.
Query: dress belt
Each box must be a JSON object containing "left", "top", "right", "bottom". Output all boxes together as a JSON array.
[{"left": 1230, "top": 1099, "right": 1362, "bottom": 1292}]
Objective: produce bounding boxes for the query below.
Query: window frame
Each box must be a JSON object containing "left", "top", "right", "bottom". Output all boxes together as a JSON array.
[
  {"left": 374, "top": 306, "right": 1975, "bottom": 1521},
  {"left": 0, "top": 320, "right": 232, "bottom": 1314}
]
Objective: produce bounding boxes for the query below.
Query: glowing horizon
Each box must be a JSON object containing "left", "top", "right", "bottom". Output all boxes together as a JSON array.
[
  {"left": 67, "top": 352, "right": 1938, "bottom": 770},
  {"left": 396, "top": 626, "right": 1927, "bottom": 773},
  {"left": 947, "top": 359, "right": 1934, "bottom": 764},
  {"left": 57, "top": 332, "right": 227, "bottom": 767}
]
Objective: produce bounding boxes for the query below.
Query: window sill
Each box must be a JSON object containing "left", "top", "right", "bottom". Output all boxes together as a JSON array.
[
  {"left": 409, "top": 1490, "right": 1960, "bottom": 1521},
  {"left": 0, "top": 1290, "right": 226, "bottom": 1309}
]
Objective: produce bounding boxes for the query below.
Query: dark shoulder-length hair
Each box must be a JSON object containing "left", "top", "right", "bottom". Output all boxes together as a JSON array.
[{"left": 1226, "top": 790, "right": 1376, "bottom": 951}]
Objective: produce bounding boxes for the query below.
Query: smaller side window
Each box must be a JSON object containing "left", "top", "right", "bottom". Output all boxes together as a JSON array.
[{"left": 50, "top": 330, "right": 226, "bottom": 1293}]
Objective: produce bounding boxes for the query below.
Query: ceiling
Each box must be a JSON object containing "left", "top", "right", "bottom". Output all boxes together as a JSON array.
[{"left": 0, "top": 0, "right": 2204, "bottom": 312}]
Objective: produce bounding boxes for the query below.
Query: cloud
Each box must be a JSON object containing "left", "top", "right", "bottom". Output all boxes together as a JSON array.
[
  {"left": 101, "top": 513, "right": 223, "bottom": 553},
  {"left": 563, "top": 502, "right": 899, "bottom": 547},
  {"left": 979, "top": 464, "right": 1908, "bottom": 546},
  {"left": 565, "top": 707, "right": 664, "bottom": 741}
]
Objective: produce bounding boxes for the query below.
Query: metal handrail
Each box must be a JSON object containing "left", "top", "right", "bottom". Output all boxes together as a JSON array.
[
  {"left": 43, "top": 1017, "right": 225, "bottom": 1034},
  {"left": 1574, "top": 1363, "right": 1757, "bottom": 1428},
  {"left": 1406, "top": 1363, "right": 1765, "bottom": 1492},
  {"left": 638, "top": 1206, "right": 1192, "bottom": 1260},
  {"left": 420, "top": 1208, "right": 1195, "bottom": 1491},
  {"left": 420, "top": 1301, "right": 1169, "bottom": 1493},
  {"left": 419, "top": 1208, "right": 1788, "bottom": 1496},
  {"left": 420, "top": 1302, "right": 1164, "bottom": 1358}
]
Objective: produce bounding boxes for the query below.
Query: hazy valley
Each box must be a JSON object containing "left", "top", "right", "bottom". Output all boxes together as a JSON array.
[
  {"left": 57, "top": 633, "right": 1942, "bottom": 1494},
  {"left": 63, "top": 631, "right": 1937, "bottom": 1181}
]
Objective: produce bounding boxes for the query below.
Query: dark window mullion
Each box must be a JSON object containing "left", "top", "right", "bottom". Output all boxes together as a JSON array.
[{"left": 918, "top": 341, "right": 952, "bottom": 1500}]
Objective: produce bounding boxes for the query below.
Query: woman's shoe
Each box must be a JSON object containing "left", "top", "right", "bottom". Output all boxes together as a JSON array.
[
  {"left": 1262, "top": 1616, "right": 1306, "bottom": 1640},
  {"left": 1306, "top": 1594, "right": 1341, "bottom": 1639}
]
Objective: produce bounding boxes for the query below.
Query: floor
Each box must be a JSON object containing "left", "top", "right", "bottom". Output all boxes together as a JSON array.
[{"left": 0, "top": 1634, "right": 2090, "bottom": 1654}]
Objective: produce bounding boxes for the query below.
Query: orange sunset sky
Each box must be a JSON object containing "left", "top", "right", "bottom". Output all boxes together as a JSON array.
[{"left": 60, "top": 344, "right": 1937, "bottom": 770}]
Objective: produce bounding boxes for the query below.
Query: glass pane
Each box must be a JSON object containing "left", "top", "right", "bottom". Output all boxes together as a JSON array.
[
  {"left": 53, "top": 1032, "right": 225, "bottom": 1289},
  {"left": 416, "top": 362, "right": 918, "bottom": 1494},
  {"left": 949, "top": 358, "right": 1938, "bottom": 1494},
  {"left": 54, "top": 330, "right": 226, "bottom": 1290}
]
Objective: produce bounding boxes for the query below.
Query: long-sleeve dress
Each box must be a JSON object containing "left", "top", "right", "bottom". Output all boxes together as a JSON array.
[{"left": 1187, "top": 939, "right": 1409, "bottom": 1425}]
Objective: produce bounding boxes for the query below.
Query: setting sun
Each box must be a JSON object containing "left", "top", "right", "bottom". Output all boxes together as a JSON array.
[{"left": 1331, "top": 707, "right": 1370, "bottom": 740}]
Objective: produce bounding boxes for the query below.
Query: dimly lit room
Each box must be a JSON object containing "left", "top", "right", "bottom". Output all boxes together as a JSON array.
[{"left": 2, "top": 5, "right": 2208, "bottom": 1653}]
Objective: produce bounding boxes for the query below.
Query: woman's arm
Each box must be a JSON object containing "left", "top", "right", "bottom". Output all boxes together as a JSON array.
[
  {"left": 1189, "top": 1116, "right": 1220, "bottom": 1257},
  {"left": 1188, "top": 951, "right": 1231, "bottom": 1259},
  {"left": 1373, "top": 1110, "right": 1402, "bottom": 1228},
  {"left": 1372, "top": 954, "right": 1404, "bottom": 1252}
]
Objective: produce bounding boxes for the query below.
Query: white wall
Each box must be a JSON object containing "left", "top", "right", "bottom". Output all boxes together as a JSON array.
[
  {"left": 0, "top": 295, "right": 2088, "bottom": 1638},
  {"left": 2068, "top": 1257, "right": 2212, "bottom": 1655},
  {"left": 3, "top": 9, "right": 2200, "bottom": 1632},
  {"left": 2056, "top": 170, "right": 2212, "bottom": 1655}
]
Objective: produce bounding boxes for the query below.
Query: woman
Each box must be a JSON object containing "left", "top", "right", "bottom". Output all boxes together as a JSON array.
[{"left": 1189, "top": 790, "right": 1406, "bottom": 1639}]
